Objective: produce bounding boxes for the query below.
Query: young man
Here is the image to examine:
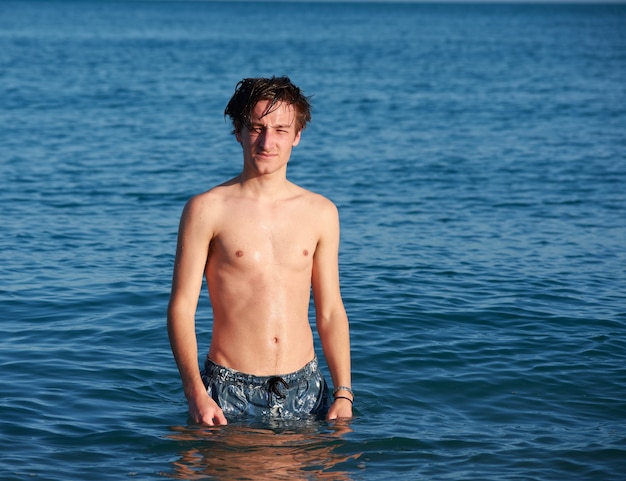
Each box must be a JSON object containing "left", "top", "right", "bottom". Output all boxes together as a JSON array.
[{"left": 167, "top": 77, "right": 353, "bottom": 425}]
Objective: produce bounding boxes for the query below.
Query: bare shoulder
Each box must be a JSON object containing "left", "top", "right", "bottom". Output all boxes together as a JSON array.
[
  {"left": 296, "top": 186, "right": 339, "bottom": 218},
  {"left": 292, "top": 187, "right": 340, "bottom": 242},
  {"left": 182, "top": 179, "right": 238, "bottom": 218}
]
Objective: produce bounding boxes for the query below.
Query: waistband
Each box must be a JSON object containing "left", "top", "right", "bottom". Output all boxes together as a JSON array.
[{"left": 203, "top": 356, "right": 319, "bottom": 386}]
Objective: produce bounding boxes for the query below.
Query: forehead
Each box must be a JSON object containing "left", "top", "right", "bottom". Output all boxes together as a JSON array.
[{"left": 250, "top": 100, "right": 296, "bottom": 126}]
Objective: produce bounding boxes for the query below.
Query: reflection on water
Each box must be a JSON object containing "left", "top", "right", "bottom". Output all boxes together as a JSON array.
[{"left": 167, "top": 419, "right": 361, "bottom": 480}]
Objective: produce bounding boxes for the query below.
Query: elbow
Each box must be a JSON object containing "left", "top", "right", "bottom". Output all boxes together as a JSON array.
[
  {"left": 167, "top": 298, "right": 194, "bottom": 332},
  {"left": 316, "top": 307, "right": 349, "bottom": 332}
]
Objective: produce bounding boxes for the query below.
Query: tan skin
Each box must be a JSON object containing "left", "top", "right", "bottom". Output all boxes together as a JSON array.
[{"left": 167, "top": 100, "right": 352, "bottom": 425}]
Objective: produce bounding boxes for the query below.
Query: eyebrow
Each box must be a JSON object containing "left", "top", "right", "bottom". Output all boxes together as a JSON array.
[{"left": 249, "top": 120, "right": 294, "bottom": 130}]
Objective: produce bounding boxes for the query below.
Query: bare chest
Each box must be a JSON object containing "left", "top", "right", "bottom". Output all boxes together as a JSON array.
[{"left": 209, "top": 203, "right": 319, "bottom": 271}]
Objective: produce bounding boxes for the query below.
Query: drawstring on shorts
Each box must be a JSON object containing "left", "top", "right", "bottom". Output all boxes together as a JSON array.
[{"left": 267, "top": 376, "right": 289, "bottom": 400}]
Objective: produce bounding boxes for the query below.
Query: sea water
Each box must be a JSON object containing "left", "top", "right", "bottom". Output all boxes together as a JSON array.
[{"left": 1, "top": 1, "right": 625, "bottom": 480}]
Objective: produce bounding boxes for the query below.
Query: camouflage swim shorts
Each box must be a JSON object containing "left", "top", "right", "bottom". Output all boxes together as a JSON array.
[{"left": 201, "top": 356, "right": 331, "bottom": 420}]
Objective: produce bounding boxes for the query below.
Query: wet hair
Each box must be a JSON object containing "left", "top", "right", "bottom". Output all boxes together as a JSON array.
[{"left": 224, "top": 76, "right": 312, "bottom": 134}]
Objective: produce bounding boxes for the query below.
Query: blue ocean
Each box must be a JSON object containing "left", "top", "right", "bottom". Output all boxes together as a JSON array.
[{"left": 1, "top": 1, "right": 625, "bottom": 479}]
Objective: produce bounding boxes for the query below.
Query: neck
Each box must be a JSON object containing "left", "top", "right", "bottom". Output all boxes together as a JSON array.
[{"left": 235, "top": 171, "right": 293, "bottom": 199}]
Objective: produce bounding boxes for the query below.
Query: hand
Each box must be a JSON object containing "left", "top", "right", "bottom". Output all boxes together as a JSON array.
[
  {"left": 326, "top": 396, "right": 353, "bottom": 420},
  {"left": 187, "top": 391, "right": 228, "bottom": 426}
]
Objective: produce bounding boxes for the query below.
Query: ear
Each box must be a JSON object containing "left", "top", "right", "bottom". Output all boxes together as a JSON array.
[
  {"left": 235, "top": 130, "right": 242, "bottom": 144},
  {"left": 292, "top": 129, "right": 302, "bottom": 147}
]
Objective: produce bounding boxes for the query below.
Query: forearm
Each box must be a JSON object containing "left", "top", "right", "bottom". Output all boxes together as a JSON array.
[
  {"left": 318, "top": 309, "right": 353, "bottom": 419},
  {"left": 167, "top": 307, "right": 205, "bottom": 399},
  {"left": 317, "top": 309, "right": 352, "bottom": 393},
  {"left": 167, "top": 304, "right": 227, "bottom": 425}
]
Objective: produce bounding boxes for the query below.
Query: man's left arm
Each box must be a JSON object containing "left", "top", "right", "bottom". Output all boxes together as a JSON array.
[{"left": 312, "top": 201, "right": 353, "bottom": 420}]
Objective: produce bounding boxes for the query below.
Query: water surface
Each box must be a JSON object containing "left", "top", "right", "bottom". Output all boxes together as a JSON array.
[{"left": 1, "top": 1, "right": 625, "bottom": 479}]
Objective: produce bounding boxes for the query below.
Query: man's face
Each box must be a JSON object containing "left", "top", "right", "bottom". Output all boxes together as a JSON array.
[{"left": 236, "top": 100, "right": 302, "bottom": 177}]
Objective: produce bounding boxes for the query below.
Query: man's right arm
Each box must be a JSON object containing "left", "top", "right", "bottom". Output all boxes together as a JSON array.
[{"left": 167, "top": 195, "right": 227, "bottom": 425}]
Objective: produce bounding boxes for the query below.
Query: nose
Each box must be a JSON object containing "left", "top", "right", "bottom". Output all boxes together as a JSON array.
[{"left": 258, "top": 129, "right": 275, "bottom": 150}]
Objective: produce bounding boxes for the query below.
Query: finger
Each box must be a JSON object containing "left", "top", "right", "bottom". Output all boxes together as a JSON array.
[
  {"left": 214, "top": 409, "right": 228, "bottom": 425},
  {"left": 200, "top": 413, "right": 215, "bottom": 426}
]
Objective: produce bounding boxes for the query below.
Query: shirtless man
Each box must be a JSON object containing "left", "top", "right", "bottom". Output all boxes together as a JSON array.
[{"left": 167, "top": 77, "right": 352, "bottom": 425}]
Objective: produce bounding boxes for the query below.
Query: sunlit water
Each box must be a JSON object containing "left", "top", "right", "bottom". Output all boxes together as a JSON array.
[{"left": 1, "top": 1, "right": 625, "bottom": 479}]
